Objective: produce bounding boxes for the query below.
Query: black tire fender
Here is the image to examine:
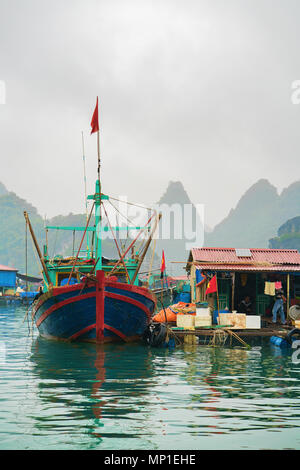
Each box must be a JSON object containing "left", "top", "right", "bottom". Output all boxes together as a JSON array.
[
  {"left": 286, "top": 328, "right": 300, "bottom": 345},
  {"left": 143, "top": 322, "right": 167, "bottom": 347}
]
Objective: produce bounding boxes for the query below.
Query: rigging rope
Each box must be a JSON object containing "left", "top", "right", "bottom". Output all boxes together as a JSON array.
[
  {"left": 66, "top": 201, "right": 95, "bottom": 285},
  {"left": 102, "top": 203, "right": 130, "bottom": 281},
  {"left": 108, "top": 198, "right": 137, "bottom": 227},
  {"left": 107, "top": 212, "right": 156, "bottom": 278},
  {"left": 109, "top": 196, "right": 153, "bottom": 212},
  {"left": 108, "top": 199, "right": 156, "bottom": 258}
]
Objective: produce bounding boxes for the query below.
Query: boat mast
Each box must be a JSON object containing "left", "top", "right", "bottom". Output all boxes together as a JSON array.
[
  {"left": 90, "top": 97, "right": 102, "bottom": 272},
  {"left": 95, "top": 122, "right": 102, "bottom": 271},
  {"left": 95, "top": 179, "right": 102, "bottom": 272}
]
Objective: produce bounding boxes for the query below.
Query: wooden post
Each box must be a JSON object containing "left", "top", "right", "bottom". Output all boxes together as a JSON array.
[
  {"left": 25, "top": 219, "right": 28, "bottom": 293},
  {"left": 231, "top": 272, "right": 235, "bottom": 311},
  {"left": 24, "top": 211, "right": 52, "bottom": 287},
  {"left": 190, "top": 264, "right": 196, "bottom": 303},
  {"left": 216, "top": 274, "right": 220, "bottom": 323},
  {"left": 45, "top": 228, "right": 48, "bottom": 257},
  {"left": 96, "top": 270, "right": 105, "bottom": 342},
  {"left": 287, "top": 273, "right": 290, "bottom": 319}
]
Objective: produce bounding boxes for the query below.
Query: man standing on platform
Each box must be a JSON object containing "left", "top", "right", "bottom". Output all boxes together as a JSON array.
[{"left": 272, "top": 289, "right": 286, "bottom": 325}]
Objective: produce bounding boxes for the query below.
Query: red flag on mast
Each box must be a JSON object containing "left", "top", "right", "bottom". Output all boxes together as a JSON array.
[
  {"left": 90, "top": 97, "right": 99, "bottom": 134},
  {"left": 160, "top": 250, "right": 166, "bottom": 279}
]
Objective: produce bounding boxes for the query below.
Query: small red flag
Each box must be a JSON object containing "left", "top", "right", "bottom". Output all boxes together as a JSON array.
[
  {"left": 90, "top": 97, "right": 99, "bottom": 134},
  {"left": 205, "top": 275, "right": 217, "bottom": 295},
  {"left": 160, "top": 250, "right": 166, "bottom": 278}
]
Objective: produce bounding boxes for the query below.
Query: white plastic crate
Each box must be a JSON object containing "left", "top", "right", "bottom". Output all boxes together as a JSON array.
[
  {"left": 195, "top": 315, "right": 212, "bottom": 327},
  {"left": 245, "top": 315, "right": 261, "bottom": 329},
  {"left": 196, "top": 307, "right": 210, "bottom": 317},
  {"left": 176, "top": 315, "right": 195, "bottom": 328}
]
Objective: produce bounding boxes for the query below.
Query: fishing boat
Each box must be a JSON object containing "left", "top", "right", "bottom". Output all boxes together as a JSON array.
[{"left": 26, "top": 98, "right": 160, "bottom": 343}]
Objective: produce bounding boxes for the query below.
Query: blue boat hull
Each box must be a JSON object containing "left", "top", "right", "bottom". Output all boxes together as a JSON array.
[{"left": 32, "top": 278, "right": 156, "bottom": 343}]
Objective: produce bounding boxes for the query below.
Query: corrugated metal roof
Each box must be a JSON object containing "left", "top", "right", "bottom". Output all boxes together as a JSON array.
[
  {"left": 0, "top": 264, "right": 18, "bottom": 272},
  {"left": 190, "top": 247, "right": 300, "bottom": 272}
]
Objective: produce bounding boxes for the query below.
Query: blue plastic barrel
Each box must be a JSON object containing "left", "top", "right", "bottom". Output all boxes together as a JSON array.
[{"left": 270, "top": 336, "right": 289, "bottom": 348}]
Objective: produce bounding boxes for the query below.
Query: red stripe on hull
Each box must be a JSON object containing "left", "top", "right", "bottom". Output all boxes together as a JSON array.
[
  {"left": 35, "top": 287, "right": 153, "bottom": 329},
  {"left": 33, "top": 280, "right": 156, "bottom": 320},
  {"left": 103, "top": 323, "right": 127, "bottom": 341},
  {"left": 106, "top": 280, "right": 157, "bottom": 306},
  {"left": 35, "top": 292, "right": 95, "bottom": 328},
  {"left": 68, "top": 323, "right": 128, "bottom": 342},
  {"left": 105, "top": 291, "right": 152, "bottom": 320},
  {"left": 48, "top": 278, "right": 157, "bottom": 306},
  {"left": 68, "top": 323, "right": 96, "bottom": 341}
]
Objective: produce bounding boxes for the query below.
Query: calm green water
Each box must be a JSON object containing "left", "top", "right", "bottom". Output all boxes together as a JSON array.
[{"left": 0, "top": 305, "right": 300, "bottom": 450}]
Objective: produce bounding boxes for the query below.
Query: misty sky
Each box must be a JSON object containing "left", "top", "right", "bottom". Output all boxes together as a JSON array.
[{"left": 0, "top": 0, "right": 300, "bottom": 229}]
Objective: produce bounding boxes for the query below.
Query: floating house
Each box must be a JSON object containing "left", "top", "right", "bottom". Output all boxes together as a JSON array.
[
  {"left": 186, "top": 248, "right": 300, "bottom": 316},
  {"left": 0, "top": 264, "right": 18, "bottom": 295}
]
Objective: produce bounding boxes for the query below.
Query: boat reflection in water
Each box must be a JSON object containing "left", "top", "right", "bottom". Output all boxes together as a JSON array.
[
  {"left": 30, "top": 337, "right": 156, "bottom": 444},
  {"left": 25, "top": 335, "right": 300, "bottom": 449}
]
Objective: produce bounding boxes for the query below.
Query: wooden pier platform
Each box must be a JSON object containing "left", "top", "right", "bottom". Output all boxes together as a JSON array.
[
  {"left": 168, "top": 317, "right": 293, "bottom": 341},
  {"left": 171, "top": 327, "right": 288, "bottom": 338}
]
